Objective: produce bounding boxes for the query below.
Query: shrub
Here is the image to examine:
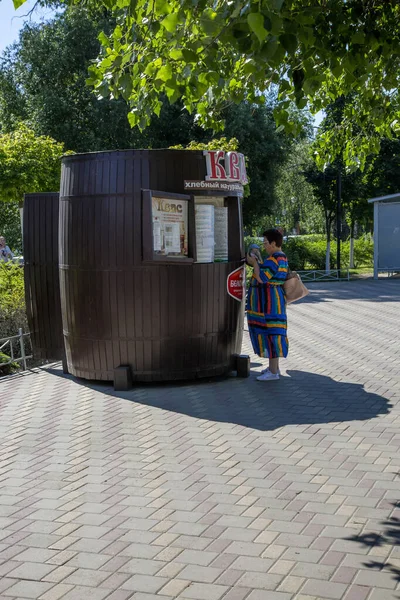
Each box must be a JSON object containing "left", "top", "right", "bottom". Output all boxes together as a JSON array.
[
  {"left": 0, "top": 263, "right": 28, "bottom": 371},
  {"left": 0, "top": 262, "right": 25, "bottom": 318},
  {"left": 0, "top": 202, "right": 22, "bottom": 254},
  {"left": 293, "top": 234, "right": 326, "bottom": 243},
  {"left": 282, "top": 237, "right": 333, "bottom": 270},
  {"left": 244, "top": 233, "right": 373, "bottom": 272},
  {"left": 354, "top": 234, "right": 374, "bottom": 268},
  {"left": 0, "top": 352, "right": 19, "bottom": 375}
]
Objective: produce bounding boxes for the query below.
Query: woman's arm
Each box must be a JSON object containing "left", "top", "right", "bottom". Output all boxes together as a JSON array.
[
  {"left": 252, "top": 261, "right": 263, "bottom": 284},
  {"left": 246, "top": 254, "right": 263, "bottom": 284},
  {"left": 256, "top": 256, "right": 279, "bottom": 283}
]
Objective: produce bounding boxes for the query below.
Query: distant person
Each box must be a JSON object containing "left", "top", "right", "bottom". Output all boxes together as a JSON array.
[
  {"left": 0, "top": 237, "right": 14, "bottom": 262},
  {"left": 246, "top": 228, "right": 289, "bottom": 381}
]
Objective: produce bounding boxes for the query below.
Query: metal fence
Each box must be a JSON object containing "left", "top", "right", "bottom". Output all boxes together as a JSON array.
[
  {"left": 0, "top": 329, "right": 32, "bottom": 371},
  {"left": 297, "top": 269, "right": 350, "bottom": 282}
]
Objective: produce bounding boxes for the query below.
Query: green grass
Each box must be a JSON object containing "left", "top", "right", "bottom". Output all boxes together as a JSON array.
[{"left": 348, "top": 267, "right": 374, "bottom": 278}]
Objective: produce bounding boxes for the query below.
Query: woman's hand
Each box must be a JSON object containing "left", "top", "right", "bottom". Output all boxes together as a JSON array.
[
  {"left": 246, "top": 253, "right": 258, "bottom": 267},
  {"left": 247, "top": 253, "right": 263, "bottom": 284}
]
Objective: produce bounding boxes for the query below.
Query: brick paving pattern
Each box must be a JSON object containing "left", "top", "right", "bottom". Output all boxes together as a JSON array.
[{"left": 1, "top": 278, "right": 400, "bottom": 600}]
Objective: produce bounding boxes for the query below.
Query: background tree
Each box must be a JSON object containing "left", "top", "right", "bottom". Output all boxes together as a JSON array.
[
  {"left": 21, "top": 0, "right": 397, "bottom": 171},
  {"left": 339, "top": 170, "right": 370, "bottom": 268},
  {"left": 311, "top": 96, "right": 400, "bottom": 269},
  {"left": 0, "top": 8, "right": 307, "bottom": 230},
  {"left": 0, "top": 124, "right": 67, "bottom": 252},
  {"left": 275, "top": 139, "right": 324, "bottom": 236},
  {"left": 0, "top": 124, "right": 66, "bottom": 202},
  {"left": 364, "top": 138, "right": 400, "bottom": 199},
  {"left": 222, "top": 101, "right": 291, "bottom": 230},
  {"left": 0, "top": 9, "right": 211, "bottom": 152},
  {"left": 169, "top": 101, "right": 307, "bottom": 231},
  {"left": 344, "top": 135, "right": 400, "bottom": 267},
  {"left": 304, "top": 164, "right": 337, "bottom": 271}
]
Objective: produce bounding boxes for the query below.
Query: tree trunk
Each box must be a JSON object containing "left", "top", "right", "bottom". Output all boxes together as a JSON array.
[
  {"left": 349, "top": 220, "right": 355, "bottom": 269},
  {"left": 325, "top": 214, "right": 331, "bottom": 273},
  {"left": 325, "top": 241, "right": 331, "bottom": 272}
]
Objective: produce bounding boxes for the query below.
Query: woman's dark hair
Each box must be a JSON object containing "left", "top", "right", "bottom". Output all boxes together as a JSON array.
[{"left": 263, "top": 228, "right": 283, "bottom": 247}]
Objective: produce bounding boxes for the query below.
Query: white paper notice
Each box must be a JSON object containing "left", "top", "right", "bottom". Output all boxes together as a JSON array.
[
  {"left": 164, "top": 222, "right": 181, "bottom": 254},
  {"left": 153, "top": 219, "right": 162, "bottom": 251},
  {"left": 152, "top": 197, "right": 188, "bottom": 256},
  {"left": 195, "top": 204, "right": 215, "bottom": 263},
  {"left": 214, "top": 207, "right": 228, "bottom": 262}
]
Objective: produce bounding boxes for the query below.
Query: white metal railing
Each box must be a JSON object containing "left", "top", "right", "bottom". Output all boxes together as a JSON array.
[
  {"left": 0, "top": 329, "right": 32, "bottom": 371},
  {"left": 297, "top": 269, "right": 350, "bottom": 282}
]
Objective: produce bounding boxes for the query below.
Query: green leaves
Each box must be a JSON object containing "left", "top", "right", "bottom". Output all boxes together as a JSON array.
[
  {"left": 182, "top": 49, "right": 198, "bottom": 62},
  {"left": 0, "top": 124, "right": 67, "bottom": 203},
  {"left": 169, "top": 49, "right": 183, "bottom": 60},
  {"left": 156, "top": 63, "right": 173, "bottom": 82},
  {"left": 279, "top": 33, "right": 297, "bottom": 55},
  {"left": 161, "top": 13, "right": 178, "bottom": 33},
  {"left": 165, "top": 82, "right": 180, "bottom": 102},
  {"left": 9, "top": 0, "right": 397, "bottom": 171},
  {"left": 98, "top": 31, "right": 109, "bottom": 47},
  {"left": 155, "top": 0, "right": 171, "bottom": 16},
  {"left": 199, "top": 9, "right": 221, "bottom": 36},
  {"left": 260, "top": 38, "right": 278, "bottom": 59},
  {"left": 118, "top": 73, "right": 133, "bottom": 100},
  {"left": 169, "top": 137, "right": 239, "bottom": 151},
  {"left": 247, "top": 13, "right": 268, "bottom": 43},
  {"left": 351, "top": 32, "right": 365, "bottom": 45}
]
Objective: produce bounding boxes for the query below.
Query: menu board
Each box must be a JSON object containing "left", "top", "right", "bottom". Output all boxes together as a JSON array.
[
  {"left": 194, "top": 195, "right": 225, "bottom": 208},
  {"left": 195, "top": 204, "right": 215, "bottom": 263},
  {"left": 214, "top": 207, "right": 228, "bottom": 262},
  {"left": 152, "top": 197, "right": 188, "bottom": 257}
]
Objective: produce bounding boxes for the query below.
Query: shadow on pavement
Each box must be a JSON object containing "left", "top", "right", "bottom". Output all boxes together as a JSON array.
[
  {"left": 45, "top": 367, "right": 392, "bottom": 432},
  {"left": 298, "top": 279, "right": 400, "bottom": 304},
  {"left": 346, "top": 501, "right": 400, "bottom": 592}
]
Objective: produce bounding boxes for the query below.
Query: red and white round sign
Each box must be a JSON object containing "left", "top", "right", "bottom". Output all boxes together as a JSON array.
[{"left": 227, "top": 265, "right": 245, "bottom": 302}]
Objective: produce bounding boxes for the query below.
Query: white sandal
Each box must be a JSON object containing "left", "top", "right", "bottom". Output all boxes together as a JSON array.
[{"left": 261, "top": 367, "right": 281, "bottom": 375}]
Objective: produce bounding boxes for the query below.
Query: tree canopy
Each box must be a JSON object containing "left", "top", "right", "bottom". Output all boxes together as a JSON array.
[
  {"left": 222, "top": 101, "right": 293, "bottom": 227},
  {"left": 0, "top": 124, "right": 66, "bottom": 203},
  {"left": 1, "top": 7, "right": 309, "bottom": 228},
  {"left": 12, "top": 0, "right": 399, "bottom": 170},
  {"left": 275, "top": 139, "right": 324, "bottom": 235},
  {"left": 0, "top": 10, "right": 210, "bottom": 152}
]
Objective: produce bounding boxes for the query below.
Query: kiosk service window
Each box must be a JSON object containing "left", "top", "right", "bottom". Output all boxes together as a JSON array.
[{"left": 142, "top": 190, "right": 242, "bottom": 264}]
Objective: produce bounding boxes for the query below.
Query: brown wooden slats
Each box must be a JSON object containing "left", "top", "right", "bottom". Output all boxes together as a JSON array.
[
  {"left": 148, "top": 150, "right": 207, "bottom": 194},
  {"left": 23, "top": 192, "right": 64, "bottom": 360},
  {"left": 133, "top": 153, "right": 142, "bottom": 265},
  {"left": 59, "top": 150, "right": 244, "bottom": 382}
]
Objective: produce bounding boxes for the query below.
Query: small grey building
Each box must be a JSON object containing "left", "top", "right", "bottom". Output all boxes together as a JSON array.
[{"left": 368, "top": 193, "right": 400, "bottom": 279}]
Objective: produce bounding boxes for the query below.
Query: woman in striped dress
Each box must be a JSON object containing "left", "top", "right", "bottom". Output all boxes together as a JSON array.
[{"left": 246, "top": 229, "right": 289, "bottom": 381}]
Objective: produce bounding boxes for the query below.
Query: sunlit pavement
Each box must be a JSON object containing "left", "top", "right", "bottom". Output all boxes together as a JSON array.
[{"left": 1, "top": 278, "right": 400, "bottom": 600}]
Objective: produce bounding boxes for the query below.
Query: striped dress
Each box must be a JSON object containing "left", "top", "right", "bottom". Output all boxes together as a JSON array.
[{"left": 246, "top": 251, "right": 289, "bottom": 359}]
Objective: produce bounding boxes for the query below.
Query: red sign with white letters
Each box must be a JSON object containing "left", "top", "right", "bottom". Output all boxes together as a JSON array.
[
  {"left": 227, "top": 266, "right": 245, "bottom": 302},
  {"left": 204, "top": 150, "right": 248, "bottom": 184}
]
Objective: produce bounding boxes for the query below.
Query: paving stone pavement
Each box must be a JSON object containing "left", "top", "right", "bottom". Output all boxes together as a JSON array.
[{"left": 1, "top": 278, "right": 400, "bottom": 600}]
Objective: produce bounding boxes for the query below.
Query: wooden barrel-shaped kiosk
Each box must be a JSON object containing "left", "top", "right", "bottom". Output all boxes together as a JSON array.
[
  {"left": 59, "top": 149, "right": 246, "bottom": 383},
  {"left": 23, "top": 192, "right": 64, "bottom": 360}
]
